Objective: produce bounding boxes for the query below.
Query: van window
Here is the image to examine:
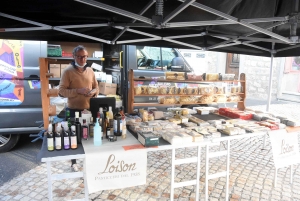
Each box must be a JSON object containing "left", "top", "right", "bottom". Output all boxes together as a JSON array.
[{"left": 136, "top": 46, "right": 178, "bottom": 70}]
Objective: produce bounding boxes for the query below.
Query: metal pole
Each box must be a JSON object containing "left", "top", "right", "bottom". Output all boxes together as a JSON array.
[{"left": 266, "top": 43, "right": 275, "bottom": 111}]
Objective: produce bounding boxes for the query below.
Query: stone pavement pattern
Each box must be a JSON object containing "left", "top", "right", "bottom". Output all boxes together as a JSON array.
[{"left": 0, "top": 103, "right": 300, "bottom": 201}]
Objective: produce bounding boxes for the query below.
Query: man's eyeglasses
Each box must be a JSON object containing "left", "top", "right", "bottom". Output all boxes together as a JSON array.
[{"left": 75, "top": 55, "right": 88, "bottom": 59}]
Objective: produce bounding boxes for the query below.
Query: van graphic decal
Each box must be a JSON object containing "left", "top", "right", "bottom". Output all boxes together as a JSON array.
[{"left": 0, "top": 40, "right": 24, "bottom": 106}]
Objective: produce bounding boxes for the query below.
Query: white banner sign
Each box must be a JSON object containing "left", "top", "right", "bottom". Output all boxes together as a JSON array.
[
  {"left": 83, "top": 140, "right": 147, "bottom": 194},
  {"left": 269, "top": 130, "right": 300, "bottom": 169}
]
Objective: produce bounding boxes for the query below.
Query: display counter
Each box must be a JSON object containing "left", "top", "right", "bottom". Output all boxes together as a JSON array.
[{"left": 39, "top": 113, "right": 269, "bottom": 201}]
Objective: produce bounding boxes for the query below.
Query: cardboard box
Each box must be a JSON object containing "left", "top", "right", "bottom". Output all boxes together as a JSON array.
[
  {"left": 137, "top": 132, "right": 159, "bottom": 147},
  {"left": 98, "top": 82, "right": 117, "bottom": 95},
  {"left": 60, "top": 64, "right": 69, "bottom": 76},
  {"left": 49, "top": 64, "right": 60, "bottom": 78}
]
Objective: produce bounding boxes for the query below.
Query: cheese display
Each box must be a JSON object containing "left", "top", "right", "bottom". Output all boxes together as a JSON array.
[{"left": 125, "top": 105, "right": 298, "bottom": 147}]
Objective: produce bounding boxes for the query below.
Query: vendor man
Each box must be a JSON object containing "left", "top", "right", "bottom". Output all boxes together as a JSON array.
[{"left": 59, "top": 45, "right": 99, "bottom": 171}]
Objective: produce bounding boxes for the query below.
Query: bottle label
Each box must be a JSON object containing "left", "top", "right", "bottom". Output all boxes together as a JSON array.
[
  {"left": 113, "top": 120, "right": 122, "bottom": 133},
  {"left": 47, "top": 138, "right": 54, "bottom": 151},
  {"left": 64, "top": 137, "right": 70, "bottom": 149},
  {"left": 89, "top": 125, "right": 94, "bottom": 137},
  {"left": 71, "top": 136, "right": 77, "bottom": 149},
  {"left": 55, "top": 137, "right": 61, "bottom": 149},
  {"left": 83, "top": 128, "right": 88, "bottom": 139}
]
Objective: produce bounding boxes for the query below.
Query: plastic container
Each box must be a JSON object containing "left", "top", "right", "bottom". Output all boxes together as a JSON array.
[{"left": 94, "top": 118, "right": 102, "bottom": 146}]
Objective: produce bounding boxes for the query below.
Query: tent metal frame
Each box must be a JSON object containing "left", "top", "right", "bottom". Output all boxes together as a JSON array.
[
  {"left": 1, "top": 0, "right": 300, "bottom": 53},
  {"left": 1, "top": 0, "right": 300, "bottom": 111}
]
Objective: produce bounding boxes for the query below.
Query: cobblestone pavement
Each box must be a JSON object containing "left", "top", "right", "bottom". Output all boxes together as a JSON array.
[{"left": 0, "top": 103, "right": 300, "bottom": 201}]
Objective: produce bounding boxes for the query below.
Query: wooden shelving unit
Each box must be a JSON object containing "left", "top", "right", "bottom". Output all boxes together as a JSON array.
[{"left": 128, "top": 69, "right": 246, "bottom": 113}]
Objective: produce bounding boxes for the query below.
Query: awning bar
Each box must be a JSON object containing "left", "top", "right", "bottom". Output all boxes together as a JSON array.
[
  {"left": 276, "top": 44, "right": 300, "bottom": 52},
  {"left": 53, "top": 27, "right": 111, "bottom": 44},
  {"left": 56, "top": 24, "right": 109, "bottom": 29},
  {"left": 74, "top": 0, "right": 153, "bottom": 24},
  {"left": 112, "top": 0, "right": 156, "bottom": 43},
  {"left": 208, "top": 21, "right": 287, "bottom": 50},
  {"left": 179, "top": 0, "right": 292, "bottom": 44},
  {"left": 242, "top": 17, "right": 287, "bottom": 23},
  {"left": 117, "top": 38, "right": 161, "bottom": 44},
  {"left": 242, "top": 43, "right": 271, "bottom": 52},
  {"left": 115, "top": 26, "right": 160, "bottom": 38},
  {"left": 1, "top": 27, "right": 51, "bottom": 32},
  {"left": 163, "top": 38, "right": 203, "bottom": 50},
  {"left": 0, "top": 12, "right": 51, "bottom": 28},
  {"left": 163, "top": 0, "right": 195, "bottom": 24},
  {"left": 168, "top": 17, "right": 287, "bottom": 28},
  {"left": 165, "top": 33, "right": 206, "bottom": 39},
  {"left": 244, "top": 21, "right": 287, "bottom": 37}
]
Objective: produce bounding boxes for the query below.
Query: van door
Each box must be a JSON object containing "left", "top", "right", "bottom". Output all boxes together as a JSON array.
[{"left": 0, "top": 40, "right": 46, "bottom": 134}]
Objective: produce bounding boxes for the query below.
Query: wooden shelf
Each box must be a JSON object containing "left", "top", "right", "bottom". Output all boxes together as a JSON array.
[
  {"left": 133, "top": 93, "right": 244, "bottom": 97},
  {"left": 133, "top": 78, "right": 245, "bottom": 83},
  {"left": 48, "top": 57, "right": 103, "bottom": 61},
  {"left": 133, "top": 101, "right": 243, "bottom": 107},
  {"left": 128, "top": 69, "right": 247, "bottom": 113},
  {"left": 49, "top": 78, "right": 102, "bottom": 81}
]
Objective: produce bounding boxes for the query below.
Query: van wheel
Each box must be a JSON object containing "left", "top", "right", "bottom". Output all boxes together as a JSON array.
[{"left": 0, "top": 134, "right": 20, "bottom": 153}]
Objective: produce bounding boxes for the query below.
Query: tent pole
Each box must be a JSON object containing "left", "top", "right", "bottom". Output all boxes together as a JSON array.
[{"left": 266, "top": 43, "right": 275, "bottom": 111}]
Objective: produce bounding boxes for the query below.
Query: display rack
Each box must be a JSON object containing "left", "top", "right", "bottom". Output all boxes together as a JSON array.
[
  {"left": 39, "top": 57, "right": 103, "bottom": 130},
  {"left": 128, "top": 69, "right": 246, "bottom": 113}
]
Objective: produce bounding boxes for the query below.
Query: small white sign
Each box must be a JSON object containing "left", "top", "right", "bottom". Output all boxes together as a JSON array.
[
  {"left": 0, "top": 60, "right": 17, "bottom": 76},
  {"left": 269, "top": 130, "right": 300, "bottom": 169},
  {"left": 91, "top": 63, "right": 102, "bottom": 71}
]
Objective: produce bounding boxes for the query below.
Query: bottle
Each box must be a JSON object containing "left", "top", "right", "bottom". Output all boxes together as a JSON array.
[
  {"left": 119, "top": 107, "right": 127, "bottom": 139},
  {"left": 113, "top": 108, "right": 122, "bottom": 136},
  {"left": 63, "top": 123, "right": 70, "bottom": 150},
  {"left": 94, "top": 118, "right": 102, "bottom": 146},
  {"left": 97, "top": 107, "right": 103, "bottom": 125},
  {"left": 47, "top": 124, "right": 54, "bottom": 151},
  {"left": 65, "top": 106, "right": 70, "bottom": 121},
  {"left": 106, "top": 111, "right": 110, "bottom": 138},
  {"left": 55, "top": 123, "right": 62, "bottom": 151},
  {"left": 99, "top": 107, "right": 104, "bottom": 125},
  {"left": 75, "top": 112, "right": 82, "bottom": 144},
  {"left": 108, "top": 106, "right": 114, "bottom": 127},
  {"left": 70, "top": 125, "right": 78, "bottom": 149},
  {"left": 89, "top": 117, "right": 95, "bottom": 138},
  {"left": 51, "top": 116, "right": 56, "bottom": 133},
  {"left": 82, "top": 119, "right": 88, "bottom": 140}
]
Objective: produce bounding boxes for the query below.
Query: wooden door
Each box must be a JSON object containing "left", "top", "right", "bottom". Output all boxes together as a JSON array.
[{"left": 226, "top": 53, "right": 240, "bottom": 79}]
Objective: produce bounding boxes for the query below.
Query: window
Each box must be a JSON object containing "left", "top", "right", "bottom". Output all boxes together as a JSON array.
[
  {"left": 183, "top": 53, "right": 191, "bottom": 58},
  {"left": 196, "top": 53, "right": 205, "bottom": 58},
  {"left": 230, "top": 54, "right": 240, "bottom": 68}
]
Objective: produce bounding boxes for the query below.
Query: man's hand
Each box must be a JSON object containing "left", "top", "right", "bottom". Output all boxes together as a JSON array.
[
  {"left": 87, "top": 88, "right": 97, "bottom": 97},
  {"left": 76, "top": 87, "right": 90, "bottom": 95}
]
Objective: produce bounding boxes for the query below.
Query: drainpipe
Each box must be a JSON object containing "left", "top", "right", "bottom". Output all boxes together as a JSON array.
[{"left": 266, "top": 42, "right": 275, "bottom": 111}]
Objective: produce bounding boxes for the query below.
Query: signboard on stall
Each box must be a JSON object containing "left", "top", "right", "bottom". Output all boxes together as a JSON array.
[
  {"left": 269, "top": 130, "right": 300, "bottom": 168},
  {"left": 82, "top": 134, "right": 147, "bottom": 194}
]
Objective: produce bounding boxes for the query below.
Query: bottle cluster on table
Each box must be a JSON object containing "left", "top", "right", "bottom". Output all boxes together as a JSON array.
[{"left": 47, "top": 107, "right": 127, "bottom": 151}]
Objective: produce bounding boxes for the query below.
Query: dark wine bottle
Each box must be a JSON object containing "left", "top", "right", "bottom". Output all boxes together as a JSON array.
[
  {"left": 47, "top": 124, "right": 54, "bottom": 152},
  {"left": 70, "top": 125, "right": 78, "bottom": 149},
  {"left": 62, "top": 123, "right": 70, "bottom": 150},
  {"left": 89, "top": 117, "right": 95, "bottom": 138},
  {"left": 75, "top": 112, "right": 82, "bottom": 144},
  {"left": 82, "top": 119, "right": 88, "bottom": 140},
  {"left": 55, "top": 123, "right": 62, "bottom": 151},
  {"left": 113, "top": 108, "right": 122, "bottom": 136}
]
